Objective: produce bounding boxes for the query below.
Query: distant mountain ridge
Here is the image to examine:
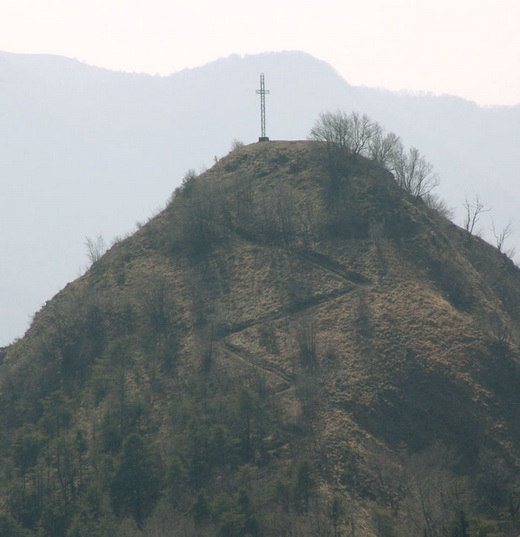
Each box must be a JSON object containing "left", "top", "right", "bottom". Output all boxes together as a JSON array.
[{"left": 1, "top": 50, "right": 519, "bottom": 345}]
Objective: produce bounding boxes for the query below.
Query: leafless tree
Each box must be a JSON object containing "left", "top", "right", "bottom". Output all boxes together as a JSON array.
[
  {"left": 390, "top": 146, "right": 439, "bottom": 198},
  {"left": 310, "top": 110, "right": 440, "bottom": 200},
  {"left": 141, "top": 273, "right": 174, "bottom": 339},
  {"left": 400, "top": 444, "right": 472, "bottom": 537},
  {"left": 309, "top": 110, "right": 352, "bottom": 172},
  {"left": 368, "top": 130, "right": 402, "bottom": 168},
  {"left": 423, "top": 193, "right": 455, "bottom": 220},
  {"left": 296, "top": 198, "right": 319, "bottom": 250},
  {"left": 463, "top": 195, "right": 490, "bottom": 235},
  {"left": 85, "top": 233, "right": 107, "bottom": 264},
  {"left": 488, "top": 307, "right": 512, "bottom": 346},
  {"left": 309, "top": 110, "right": 351, "bottom": 148},
  {"left": 178, "top": 174, "right": 231, "bottom": 252},
  {"left": 347, "top": 112, "right": 382, "bottom": 155},
  {"left": 230, "top": 138, "right": 244, "bottom": 151},
  {"left": 309, "top": 110, "right": 381, "bottom": 157},
  {"left": 257, "top": 183, "right": 297, "bottom": 247},
  {"left": 182, "top": 168, "right": 198, "bottom": 185},
  {"left": 492, "top": 219, "right": 515, "bottom": 257}
]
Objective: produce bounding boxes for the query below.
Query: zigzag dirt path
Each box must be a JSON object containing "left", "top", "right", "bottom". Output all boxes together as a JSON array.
[
  {"left": 297, "top": 251, "right": 371, "bottom": 285},
  {"left": 222, "top": 340, "right": 294, "bottom": 393},
  {"left": 220, "top": 251, "right": 371, "bottom": 391},
  {"left": 221, "top": 284, "right": 356, "bottom": 338}
]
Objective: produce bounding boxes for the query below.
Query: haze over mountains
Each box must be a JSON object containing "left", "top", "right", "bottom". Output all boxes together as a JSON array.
[{"left": 2, "top": 49, "right": 519, "bottom": 345}]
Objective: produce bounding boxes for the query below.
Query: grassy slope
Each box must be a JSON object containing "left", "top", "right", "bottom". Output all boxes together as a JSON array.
[{"left": 3, "top": 141, "right": 520, "bottom": 535}]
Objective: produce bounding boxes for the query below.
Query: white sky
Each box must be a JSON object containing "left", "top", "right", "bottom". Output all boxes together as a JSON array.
[{"left": 1, "top": 0, "right": 519, "bottom": 106}]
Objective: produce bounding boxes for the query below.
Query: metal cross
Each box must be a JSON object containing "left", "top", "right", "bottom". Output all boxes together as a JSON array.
[{"left": 256, "top": 73, "right": 270, "bottom": 141}]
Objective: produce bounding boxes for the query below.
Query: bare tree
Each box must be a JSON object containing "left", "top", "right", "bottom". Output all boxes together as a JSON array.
[
  {"left": 230, "top": 138, "right": 245, "bottom": 151},
  {"left": 141, "top": 273, "right": 174, "bottom": 338},
  {"left": 368, "top": 130, "right": 402, "bottom": 168},
  {"left": 463, "top": 195, "right": 490, "bottom": 235},
  {"left": 309, "top": 110, "right": 381, "bottom": 157},
  {"left": 390, "top": 146, "right": 439, "bottom": 198},
  {"left": 492, "top": 219, "right": 515, "bottom": 257},
  {"left": 309, "top": 110, "right": 351, "bottom": 148},
  {"left": 309, "top": 110, "right": 352, "bottom": 172},
  {"left": 310, "top": 110, "right": 427, "bottom": 179},
  {"left": 257, "top": 183, "right": 297, "bottom": 247},
  {"left": 309, "top": 110, "right": 441, "bottom": 200},
  {"left": 182, "top": 168, "right": 198, "bottom": 187},
  {"left": 178, "top": 175, "right": 231, "bottom": 252},
  {"left": 400, "top": 444, "right": 471, "bottom": 537},
  {"left": 85, "top": 233, "right": 107, "bottom": 264},
  {"left": 423, "top": 193, "right": 455, "bottom": 220},
  {"left": 488, "top": 307, "right": 512, "bottom": 347},
  {"left": 347, "top": 112, "right": 382, "bottom": 155}
]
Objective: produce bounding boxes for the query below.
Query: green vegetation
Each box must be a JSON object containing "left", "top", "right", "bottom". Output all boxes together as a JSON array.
[{"left": 1, "top": 137, "right": 520, "bottom": 536}]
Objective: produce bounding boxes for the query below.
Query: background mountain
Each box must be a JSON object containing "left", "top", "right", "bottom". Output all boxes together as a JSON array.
[
  {"left": 2, "top": 141, "right": 520, "bottom": 536},
  {"left": 1, "top": 50, "right": 520, "bottom": 345}
]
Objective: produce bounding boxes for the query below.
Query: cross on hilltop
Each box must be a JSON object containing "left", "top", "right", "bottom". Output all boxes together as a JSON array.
[{"left": 256, "top": 73, "right": 270, "bottom": 142}]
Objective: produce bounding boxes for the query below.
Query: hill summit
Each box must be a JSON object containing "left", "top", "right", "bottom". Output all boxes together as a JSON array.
[{"left": 2, "top": 140, "right": 520, "bottom": 536}]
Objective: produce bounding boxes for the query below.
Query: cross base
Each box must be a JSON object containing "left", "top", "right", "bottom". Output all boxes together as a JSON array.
[{"left": 258, "top": 136, "right": 270, "bottom": 142}]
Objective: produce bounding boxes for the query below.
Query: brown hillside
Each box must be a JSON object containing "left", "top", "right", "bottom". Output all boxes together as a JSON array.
[{"left": 2, "top": 140, "right": 520, "bottom": 536}]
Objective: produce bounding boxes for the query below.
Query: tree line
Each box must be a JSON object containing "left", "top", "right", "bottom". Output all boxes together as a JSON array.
[{"left": 308, "top": 110, "right": 440, "bottom": 200}]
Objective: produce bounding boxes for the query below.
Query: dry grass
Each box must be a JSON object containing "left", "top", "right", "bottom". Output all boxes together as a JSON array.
[{"left": 5, "top": 140, "right": 520, "bottom": 534}]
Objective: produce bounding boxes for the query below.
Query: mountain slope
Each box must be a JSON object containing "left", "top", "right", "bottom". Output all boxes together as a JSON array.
[
  {"left": 2, "top": 49, "right": 520, "bottom": 345},
  {"left": 2, "top": 141, "right": 520, "bottom": 536}
]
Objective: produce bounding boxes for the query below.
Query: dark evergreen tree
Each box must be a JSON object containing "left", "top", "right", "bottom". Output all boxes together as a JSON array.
[{"left": 110, "top": 433, "right": 162, "bottom": 526}]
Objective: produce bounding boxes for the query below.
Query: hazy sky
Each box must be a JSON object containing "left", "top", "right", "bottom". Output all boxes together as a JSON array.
[{"left": 2, "top": 0, "right": 519, "bottom": 106}]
